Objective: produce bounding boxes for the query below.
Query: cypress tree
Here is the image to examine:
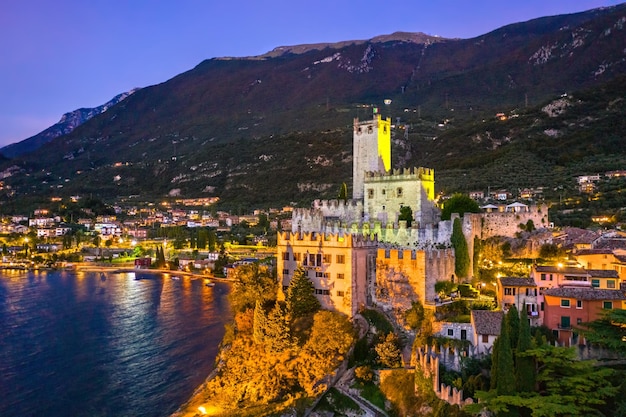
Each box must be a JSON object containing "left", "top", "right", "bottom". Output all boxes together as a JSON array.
[
  {"left": 516, "top": 307, "right": 536, "bottom": 393},
  {"left": 264, "top": 302, "right": 293, "bottom": 353},
  {"left": 253, "top": 300, "right": 267, "bottom": 344},
  {"left": 495, "top": 315, "right": 516, "bottom": 396},
  {"left": 451, "top": 217, "right": 470, "bottom": 278},
  {"left": 506, "top": 305, "right": 520, "bottom": 353}
]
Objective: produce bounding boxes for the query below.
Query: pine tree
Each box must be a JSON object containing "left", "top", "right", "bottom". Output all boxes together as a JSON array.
[
  {"left": 286, "top": 267, "right": 321, "bottom": 319},
  {"left": 451, "top": 217, "right": 470, "bottom": 279}
]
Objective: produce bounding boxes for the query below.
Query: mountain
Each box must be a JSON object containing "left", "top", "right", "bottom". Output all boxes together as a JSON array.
[
  {"left": 0, "top": 89, "right": 138, "bottom": 158},
  {"left": 1, "top": 4, "right": 626, "bottom": 210}
]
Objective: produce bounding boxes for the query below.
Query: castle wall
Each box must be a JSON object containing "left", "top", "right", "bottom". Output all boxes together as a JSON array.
[
  {"left": 480, "top": 203, "right": 549, "bottom": 239},
  {"left": 375, "top": 248, "right": 455, "bottom": 326},
  {"left": 363, "top": 167, "right": 436, "bottom": 227}
]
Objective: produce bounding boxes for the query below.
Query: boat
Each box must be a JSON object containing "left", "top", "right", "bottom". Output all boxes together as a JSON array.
[
  {"left": 171, "top": 276, "right": 180, "bottom": 280},
  {"left": 205, "top": 280, "right": 215, "bottom": 287}
]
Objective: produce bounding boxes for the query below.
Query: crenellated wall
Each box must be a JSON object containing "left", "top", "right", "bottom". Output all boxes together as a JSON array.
[
  {"left": 415, "top": 346, "right": 474, "bottom": 407},
  {"left": 479, "top": 203, "right": 549, "bottom": 238}
]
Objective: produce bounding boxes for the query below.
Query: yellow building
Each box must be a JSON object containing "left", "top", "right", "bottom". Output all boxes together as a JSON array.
[{"left": 277, "top": 231, "right": 378, "bottom": 317}]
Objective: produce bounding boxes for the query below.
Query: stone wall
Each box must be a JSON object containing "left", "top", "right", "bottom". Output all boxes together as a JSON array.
[
  {"left": 375, "top": 248, "right": 455, "bottom": 326},
  {"left": 415, "top": 346, "right": 473, "bottom": 407}
]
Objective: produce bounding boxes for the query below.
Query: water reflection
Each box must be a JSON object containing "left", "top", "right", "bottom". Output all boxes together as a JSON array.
[{"left": 0, "top": 270, "right": 231, "bottom": 417}]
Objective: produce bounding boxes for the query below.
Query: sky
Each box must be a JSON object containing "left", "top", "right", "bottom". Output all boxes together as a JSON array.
[{"left": 1, "top": 0, "right": 623, "bottom": 148}]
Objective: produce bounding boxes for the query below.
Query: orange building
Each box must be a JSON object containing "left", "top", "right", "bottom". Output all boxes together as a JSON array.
[{"left": 543, "top": 287, "right": 626, "bottom": 346}]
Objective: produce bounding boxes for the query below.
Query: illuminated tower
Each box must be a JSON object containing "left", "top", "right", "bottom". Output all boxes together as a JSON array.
[{"left": 352, "top": 114, "right": 391, "bottom": 199}]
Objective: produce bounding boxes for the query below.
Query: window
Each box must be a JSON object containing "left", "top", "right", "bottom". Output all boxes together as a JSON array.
[
  {"left": 603, "top": 301, "right": 613, "bottom": 309},
  {"left": 282, "top": 252, "right": 290, "bottom": 261},
  {"left": 560, "top": 316, "right": 571, "bottom": 329},
  {"left": 482, "top": 334, "right": 489, "bottom": 343},
  {"left": 397, "top": 188, "right": 403, "bottom": 197},
  {"left": 315, "top": 272, "right": 323, "bottom": 278},
  {"left": 549, "top": 274, "right": 553, "bottom": 281},
  {"left": 368, "top": 189, "right": 374, "bottom": 198},
  {"left": 323, "top": 254, "right": 332, "bottom": 264},
  {"left": 461, "top": 329, "right": 467, "bottom": 340},
  {"left": 337, "top": 273, "right": 345, "bottom": 280},
  {"left": 322, "top": 289, "right": 330, "bottom": 295},
  {"left": 316, "top": 254, "right": 322, "bottom": 266},
  {"left": 541, "top": 302, "right": 545, "bottom": 311},
  {"left": 591, "top": 279, "right": 600, "bottom": 288},
  {"left": 577, "top": 318, "right": 583, "bottom": 325},
  {"left": 282, "top": 269, "right": 289, "bottom": 276},
  {"left": 447, "top": 329, "right": 454, "bottom": 336},
  {"left": 504, "top": 288, "right": 516, "bottom": 296},
  {"left": 576, "top": 299, "right": 583, "bottom": 309},
  {"left": 541, "top": 273, "right": 546, "bottom": 281},
  {"left": 323, "top": 272, "right": 330, "bottom": 279},
  {"left": 294, "top": 252, "right": 301, "bottom": 261},
  {"left": 607, "top": 280, "right": 616, "bottom": 289},
  {"left": 336, "top": 254, "right": 345, "bottom": 264},
  {"left": 561, "top": 299, "right": 570, "bottom": 308},
  {"left": 337, "top": 290, "right": 344, "bottom": 297},
  {"left": 382, "top": 189, "right": 386, "bottom": 195}
]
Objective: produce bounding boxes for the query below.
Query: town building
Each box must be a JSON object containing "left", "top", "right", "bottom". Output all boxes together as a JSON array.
[{"left": 276, "top": 231, "right": 377, "bottom": 317}]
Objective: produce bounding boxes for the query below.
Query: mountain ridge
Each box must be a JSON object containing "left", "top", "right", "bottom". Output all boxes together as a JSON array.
[{"left": 1, "top": 4, "right": 625, "bottom": 210}]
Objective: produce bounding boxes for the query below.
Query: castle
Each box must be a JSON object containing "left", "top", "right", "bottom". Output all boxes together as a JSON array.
[{"left": 277, "top": 114, "right": 548, "bottom": 317}]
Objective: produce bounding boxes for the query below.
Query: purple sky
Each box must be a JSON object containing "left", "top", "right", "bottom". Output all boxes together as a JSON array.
[{"left": 1, "top": 0, "right": 623, "bottom": 148}]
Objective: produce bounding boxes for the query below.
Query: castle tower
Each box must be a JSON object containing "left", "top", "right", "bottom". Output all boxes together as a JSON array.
[{"left": 352, "top": 114, "right": 391, "bottom": 199}]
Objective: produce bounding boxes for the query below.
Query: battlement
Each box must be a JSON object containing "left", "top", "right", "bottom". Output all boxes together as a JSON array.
[
  {"left": 353, "top": 114, "right": 391, "bottom": 130},
  {"left": 312, "top": 198, "right": 363, "bottom": 211},
  {"left": 279, "top": 231, "right": 378, "bottom": 248},
  {"left": 364, "top": 166, "right": 434, "bottom": 181}
]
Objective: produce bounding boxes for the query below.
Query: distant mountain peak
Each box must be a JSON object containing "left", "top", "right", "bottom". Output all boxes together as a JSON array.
[
  {"left": 0, "top": 88, "right": 139, "bottom": 158},
  {"left": 218, "top": 31, "right": 448, "bottom": 60}
]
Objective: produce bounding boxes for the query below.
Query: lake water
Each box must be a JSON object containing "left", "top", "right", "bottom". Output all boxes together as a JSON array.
[{"left": 0, "top": 269, "right": 231, "bottom": 417}]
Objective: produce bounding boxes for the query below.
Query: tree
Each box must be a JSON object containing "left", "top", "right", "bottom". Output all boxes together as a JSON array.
[
  {"left": 441, "top": 194, "right": 480, "bottom": 221},
  {"left": 494, "top": 315, "right": 516, "bottom": 397},
  {"left": 475, "top": 345, "right": 618, "bottom": 417},
  {"left": 399, "top": 205, "right": 413, "bottom": 227},
  {"left": 516, "top": 308, "right": 536, "bottom": 395},
  {"left": 263, "top": 302, "right": 294, "bottom": 353},
  {"left": 375, "top": 332, "right": 403, "bottom": 368},
  {"left": 539, "top": 243, "right": 561, "bottom": 260},
  {"left": 451, "top": 218, "right": 470, "bottom": 279},
  {"left": 506, "top": 305, "right": 520, "bottom": 354},
  {"left": 405, "top": 301, "right": 426, "bottom": 331},
  {"left": 228, "top": 263, "right": 277, "bottom": 313},
  {"left": 338, "top": 182, "right": 348, "bottom": 201},
  {"left": 578, "top": 309, "right": 626, "bottom": 355},
  {"left": 297, "top": 311, "right": 355, "bottom": 395},
  {"left": 253, "top": 300, "right": 267, "bottom": 344},
  {"left": 285, "top": 267, "right": 320, "bottom": 319}
]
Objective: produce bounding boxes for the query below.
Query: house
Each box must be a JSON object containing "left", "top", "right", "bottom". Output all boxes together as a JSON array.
[
  {"left": 470, "top": 310, "right": 503, "bottom": 356},
  {"left": 134, "top": 258, "right": 151, "bottom": 269},
  {"left": 543, "top": 286, "right": 626, "bottom": 346},
  {"left": 497, "top": 277, "right": 540, "bottom": 325}
]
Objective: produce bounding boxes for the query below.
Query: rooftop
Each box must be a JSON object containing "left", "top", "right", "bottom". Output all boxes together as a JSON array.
[
  {"left": 471, "top": 310, "right": 503, "bottom": 336},
  {"left": 499, "top": 277, "right": 536, "bottom": 287},
  {"left": 544, "top": 287, "right": 626, "bottom": 300}
]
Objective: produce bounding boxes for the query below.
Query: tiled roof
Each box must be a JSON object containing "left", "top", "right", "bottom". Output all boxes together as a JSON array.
[
  {"left": 593, "top": 238, "right": 626, "bottom": 251},
  {"left": 500, "top": 277, "right": 536, "bottom": 287},
  {"left": 615, "top": 254, "right": 626, "bottom": 263},
  {"left": 544, "top": 287, "right": 626, "bottom": 300},
  {"left": 534, "top": 265, "right": 587, "bottom": 275},
  {"left": 471, "top": 310, "right": 503, "bottom": 336},
  {"left": 574, "top": 249, "right": 614, "bottom": 256},
  {"left": 587, "top": 269, "right": 619, "bottom": 278}
]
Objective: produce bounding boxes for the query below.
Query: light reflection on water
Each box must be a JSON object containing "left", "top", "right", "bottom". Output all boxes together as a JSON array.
[{"left": 0, "top": 270, "right": 231, "bottom": 417}]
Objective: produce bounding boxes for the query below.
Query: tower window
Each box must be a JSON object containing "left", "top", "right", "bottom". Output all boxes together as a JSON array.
[
  {"left": 368, "top": 189, "right": 374, "bottom": 198},
  {"left": 397, "top": 188, "right": 403, "bottom": 197}
]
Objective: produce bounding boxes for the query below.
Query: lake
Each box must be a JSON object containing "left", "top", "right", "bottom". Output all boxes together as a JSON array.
[{"left": 0, "top": 269, "right": 231, "bottom": 417}]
